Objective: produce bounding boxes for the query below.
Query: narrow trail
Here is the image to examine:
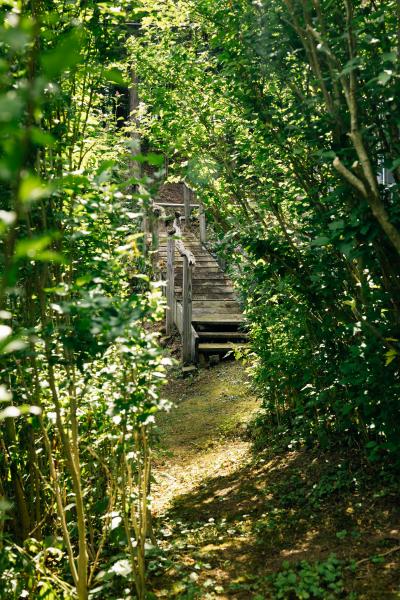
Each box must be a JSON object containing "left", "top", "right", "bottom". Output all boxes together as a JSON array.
[
  {"left": 150, "top": 362, "right": 400, "bottom": 599},
  {"left": 153, "top": 362, "right": 258, "bottom": 517}
]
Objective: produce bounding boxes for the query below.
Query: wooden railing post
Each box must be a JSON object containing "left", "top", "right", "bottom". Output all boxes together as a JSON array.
[
  {"left": 151, "top": 207, "right": 161, "bottom": 277},
  {"left": 199, "top": 202, "right": 206, "bottom": 244},
  {"left": 166, "top": 231, "right": 175, "bottom": 336},
  {"left": 183, "top": 184, "right": 191, "bottom": 228},
  {"left": 170, "top": 212, "right": 195, "bottom": 363},
  {"left": 142, "top": 211, "right": 149, "bottom": 256},
  {"left": 152, "top": 207, "right": 160, "bottom": 252},
  {"left": 182, "top": 254, "right": 193, "bottom": 365}
]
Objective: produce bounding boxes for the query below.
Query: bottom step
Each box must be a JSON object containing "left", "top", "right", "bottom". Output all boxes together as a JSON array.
[{"left": 198, "top": 342, "right": 249, "bottom": 352}]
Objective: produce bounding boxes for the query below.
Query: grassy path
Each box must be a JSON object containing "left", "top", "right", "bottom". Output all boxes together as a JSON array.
[
  {"left": 150, "top": 362, "right": 400, "bottom": 599},
  {"left": 153, "top": 362, "right": 258, "bottom": 517}
]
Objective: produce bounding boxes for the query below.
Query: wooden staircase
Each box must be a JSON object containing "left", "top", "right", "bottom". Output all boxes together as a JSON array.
[
  {"left": 158, "top": 230, "right": 248, "bottom": 363},
  {"left": 149, "top": 184, "right": 248, "bottom": 365}
]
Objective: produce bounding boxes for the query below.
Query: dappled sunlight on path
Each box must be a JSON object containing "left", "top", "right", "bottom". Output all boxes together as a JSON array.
[
  {"left": 153, "top": 441, "right": 250, "bottom": 516},
  {"left": 150, "top": 362, "right": 400, "bottom": 599},
  {"left": 153, "top": 362, "right": 258, "bottom": 515}
]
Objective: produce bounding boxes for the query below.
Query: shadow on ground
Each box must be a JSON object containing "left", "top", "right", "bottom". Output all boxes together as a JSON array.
[{"left": 150, "top": 363, "right": 400, "bottom": 599}]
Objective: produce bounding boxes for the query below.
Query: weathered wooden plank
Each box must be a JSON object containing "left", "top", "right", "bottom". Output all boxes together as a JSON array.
[
  {"left": 182, "top": 256, "right": 193, "bottom": 364},
  {"left": 156, "top": 202, "right": 200, "bottom": 208},
  {"left": 175, "top": 289, "right": 236, "bottom": 297},
  {"left": 175, "top": 300, "right": 183, "bottom": 334},
  {"left": 193, "top": 310, "right": 241, "bottom": 318},
  {"left": 197, "top": 331, "right": 249, "bottom": 339},
  {"left": 183, "top": 185, "right": 191, "bottom": 226},
  {"left": 177, "top": 296, "right": 237, "bottom": 304},
  {"left": 175, "top": 267, "right": 222, "bottom": 275},
  {"left": 198, "top": 342, "right": 248, "bottom": 351},
  {"left": 199, "top": 203, "right": 206, "bottom": 244},
  {"left": 175, "top": 274, "right": 227, "bottom": 280},
  {"left": 177, "top": 281, "right": 234, "bottom": 288},
  {"left": 192, "top": 315, "right": 244, "bottom": 324},
  {"left": 191, "top": 325, "right": 199, "bottom": 363},
  {"left": 158, "top": 253, "right": 216, "bottom": 261},
  {"left": 192, "top": 300, "right": 241, "bottom": 310},
  {"left": 166, "top": 234, "right": 175, "bottom": 335}
]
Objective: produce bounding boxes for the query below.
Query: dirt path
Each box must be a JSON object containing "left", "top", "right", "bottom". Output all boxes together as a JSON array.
[
  {"left": 150, "top": 362, "right": 400, "bottom": 599},
  {"left": 153, "top": 361, "right": 258, "bottom": 516}
]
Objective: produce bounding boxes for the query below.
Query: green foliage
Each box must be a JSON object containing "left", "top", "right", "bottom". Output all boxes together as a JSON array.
[
  {"left": 0, "top": 2, "right": 166, "bottom": 599},
  {"left": 270, "top": 555, "right": 348, "bottom": 600},
  {"left": 0, "top": 538, "right": 74, "bottom": 600},
  {"left": 131, "top": 0, "right": 400, "bottom": 465}
]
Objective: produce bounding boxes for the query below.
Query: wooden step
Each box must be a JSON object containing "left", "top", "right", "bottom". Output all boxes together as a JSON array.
[
  {"left": 192, "top": 314, "right": 244, "bottom": 324},
  {"left": 198, "top": 342, "right": 249, "bottom": 352},
  {"left": 182, "top": 293, "right": 236, "bottom": 299},
  {"left": 177, "top": 296, "right": 237, "bottom": 302},
  {"left": 197, "top": 331, "right": 249, "bottom": 339},
  {"left": 192, "top": 300, "right": 240, "bottom": 308},
  {"left": 158, "top": 254, "right": 218, "bottom": 263},
  {"left": 175, "top": 271, "right": 228, "bottom": 286},
  {"left": 175, "top": 273, "right": 226, "bottom": 280},
  {"left": 175, "top": 283, "right": 234, "bottom": 291},
  {"left": 192, "top": 308, "right": 241, "bottom": 316}
]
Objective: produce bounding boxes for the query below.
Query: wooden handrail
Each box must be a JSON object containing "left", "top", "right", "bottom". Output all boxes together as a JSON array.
[
  {"left": 172, "top": 213, "right": 196, "bottom": 263},
  {"left": 166, "top": 232, "right": 175, "bottom": 336},
  {"left": 151, "top": 206, "right": 161, "bottom": 252},
  {"left": 199, "top": 202, "right": 206, "bottom": 244},
  {"left": 155, "top": 202, "right": 200, "bottom": 208},
  {"left": 183, "top": 184, "right": 191, "bottom": 226},
  {"left": 166, "top": 212, "right": 196, "bottom": 364}
]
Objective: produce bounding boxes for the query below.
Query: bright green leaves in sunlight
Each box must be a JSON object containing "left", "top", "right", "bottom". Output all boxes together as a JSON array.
[
  {"left": 0, "top": 3, "right": 167, "bottom": 600},
  {"left": 41, "top": 27, "right": 87, "bottom": 79}
]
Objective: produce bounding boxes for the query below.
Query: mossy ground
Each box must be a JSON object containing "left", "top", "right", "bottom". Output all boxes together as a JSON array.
[{"left": 149, "top": 361, "right": 400, "bottom": 599}]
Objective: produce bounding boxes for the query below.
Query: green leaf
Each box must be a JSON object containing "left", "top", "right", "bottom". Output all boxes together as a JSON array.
[
  {"left": 385, "top": 348, "right": 398, "bottom": 366},
  {"left": 338, "top": 241, "right": 353, "bottom": 256},
  {"left": 15, "top": 235, "right": 53, "bottom": 258},
  {"left": 31, "top": 128, "right": 56, "bottom": 147},
  {"left": 41, "top": 28, "right": 85, "bottom": 78},
  {"left": 378, "top": 70, "right": 392, "bottom": 85},
  {"left": 382, "top": 52, "right": 397, "bottom": 63},
  {"left": 15, "top": 235, "right": 65, "bottom": 263},
  {"left": 311, "top": 236, "right": 330, "bottom": 247},
  {"left": 0, "top": 91, "right": 23, "bottom": 122},
  {"left": 19, "top": 175, "right": 52, "bottom": 203},
  {"left": 328, "top": 220, "right": 344, "bottom": 231},
  {"left": 133, "top": 152, "right": 164, "bottom": 167},
  {"left": 389, "top": 157, "right": 400, "bottom": 171},
  {"left": 103, "top": 68, "right": 129, "bottom": 87},
  {"left": 340, "top": 57, "right": 360, "bottom": 76}
]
